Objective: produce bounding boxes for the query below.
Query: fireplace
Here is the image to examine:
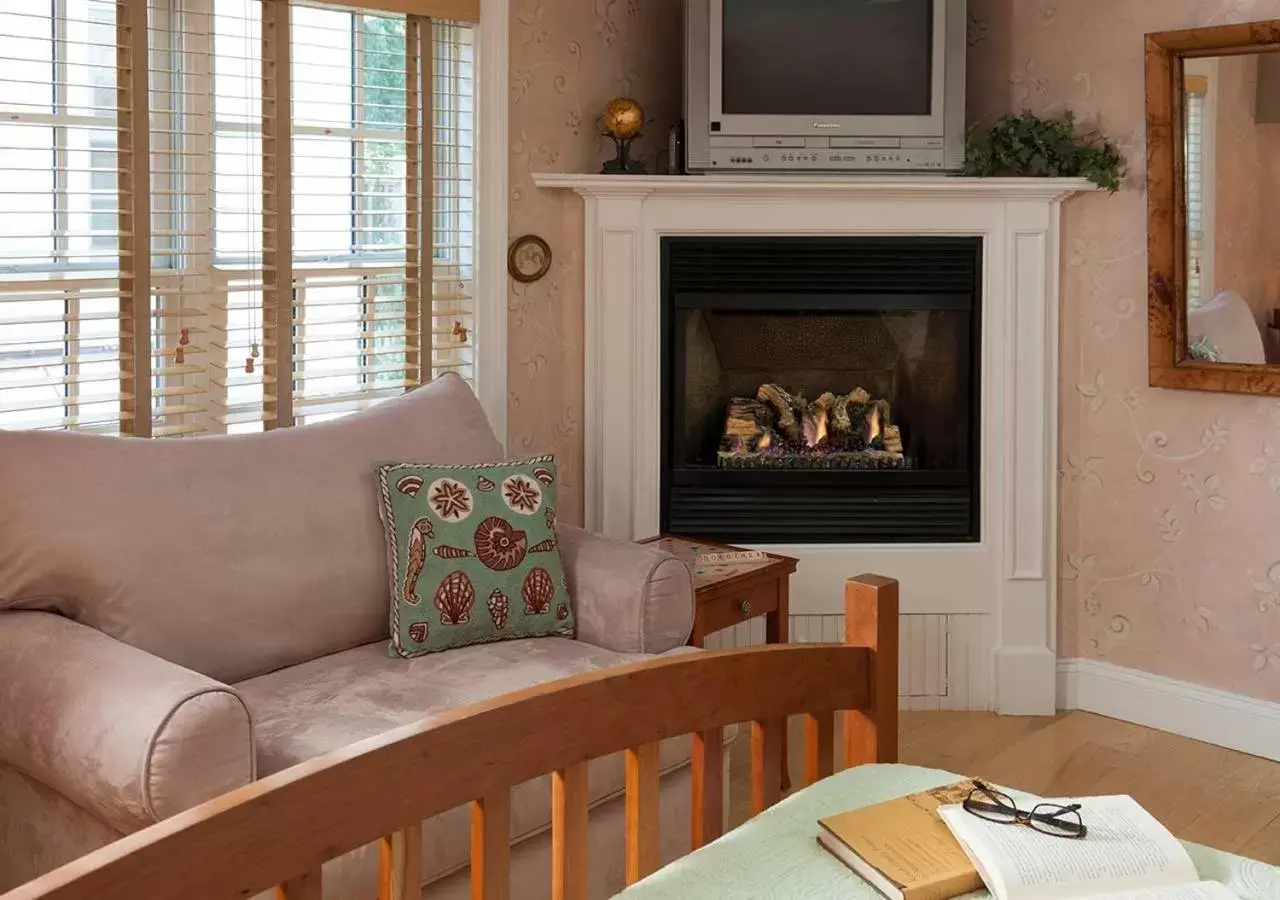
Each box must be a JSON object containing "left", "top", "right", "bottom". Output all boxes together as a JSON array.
[{"left": 660, "top": 236, "right": 981, "bottom": 544}]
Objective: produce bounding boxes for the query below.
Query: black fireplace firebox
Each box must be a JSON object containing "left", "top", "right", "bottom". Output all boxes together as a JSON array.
[{"left": 660, "top": 236, "right": 981, "bottom": 544}]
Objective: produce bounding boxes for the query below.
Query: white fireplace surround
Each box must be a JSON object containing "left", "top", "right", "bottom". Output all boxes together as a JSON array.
[{"left": 535, "top": 173, "right": 1094, "bottom": 715}]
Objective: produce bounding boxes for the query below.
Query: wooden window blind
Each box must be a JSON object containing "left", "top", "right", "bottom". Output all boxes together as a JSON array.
[
  {"left": 0, "top": 0, "right": 477, "bottom": 435},
  {"left": 0, "top": 0, "right": 134, "bottom": 432},
  {"left": 431, "top": 21, "right": 474, "bottom": 390},
  {"left": 1185, "top": 76, "right": 1208, "bottom": 310}
]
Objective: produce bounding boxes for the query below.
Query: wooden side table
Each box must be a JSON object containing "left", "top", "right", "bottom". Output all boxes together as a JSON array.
[
  {"left": 640, "top": 535, "right": 799, "bottom": 788},
  {"left": 641, "top": 536, "right": 797, "bottom": 649}
]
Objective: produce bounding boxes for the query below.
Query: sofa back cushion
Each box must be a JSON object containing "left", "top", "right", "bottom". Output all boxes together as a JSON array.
[{"left": 0, "top": 374, "right": 503, "bottom": 683}]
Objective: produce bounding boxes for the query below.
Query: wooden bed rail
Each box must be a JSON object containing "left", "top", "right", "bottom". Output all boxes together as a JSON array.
[{"left": 2, "top": 576, "right": 898, "bottom": 900}]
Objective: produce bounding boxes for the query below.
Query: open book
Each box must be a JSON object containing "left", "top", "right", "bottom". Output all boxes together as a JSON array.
[{"left": 937, "top": 795, "right": 1238, "bottom": 900}]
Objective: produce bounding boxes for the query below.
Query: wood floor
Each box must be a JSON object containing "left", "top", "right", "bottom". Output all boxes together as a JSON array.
[{"left": 725, "top": 710, "right": 1280, "bottom": 865}]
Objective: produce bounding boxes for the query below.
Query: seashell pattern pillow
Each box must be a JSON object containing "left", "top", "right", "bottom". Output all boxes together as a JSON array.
[{"left": 375, "top": 454, "right": 574, "bottom": 658}]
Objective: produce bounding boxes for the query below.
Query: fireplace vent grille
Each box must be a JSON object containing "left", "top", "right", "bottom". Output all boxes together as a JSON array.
[{"left": 666, "top": 236, "right": 980, "bottom": 295}]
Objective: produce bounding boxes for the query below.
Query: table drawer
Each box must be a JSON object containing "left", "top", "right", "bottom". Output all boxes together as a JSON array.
[{"left": 697, "top": 580, "right": 780, "bottom": 637}]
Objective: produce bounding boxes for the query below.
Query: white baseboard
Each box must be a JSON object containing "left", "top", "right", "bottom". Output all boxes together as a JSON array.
[{"left": 1056, "top": 659, "right": 1280, "bottom": 762}]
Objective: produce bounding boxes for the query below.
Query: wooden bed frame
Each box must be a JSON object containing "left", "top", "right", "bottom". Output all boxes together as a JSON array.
[{"left": 3, "top": 576, "right": 898, "bottom": 900}]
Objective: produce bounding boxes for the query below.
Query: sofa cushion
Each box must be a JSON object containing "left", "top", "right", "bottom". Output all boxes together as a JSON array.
[
  {"left": 233, "top": 638, "right": 700, "bottom": 883},
  {"left": 376, "top": 454, "right": 574, "bottom": 657},
  {"left": 0, "top": 374, "right": 503, "bottom": 683}
]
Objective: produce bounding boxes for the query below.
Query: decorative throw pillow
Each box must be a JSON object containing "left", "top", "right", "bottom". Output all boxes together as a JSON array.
[
  {"left": 1188, "top": 335, "right": 1224, "bottom": 362},
  {"left": 376, "top": 454, "right": 574, "bottom": 658}
]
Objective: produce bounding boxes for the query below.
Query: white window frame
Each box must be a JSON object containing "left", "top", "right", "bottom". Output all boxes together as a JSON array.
[{"left": 473, "top": 0, "right": 506, "bottom": 447}]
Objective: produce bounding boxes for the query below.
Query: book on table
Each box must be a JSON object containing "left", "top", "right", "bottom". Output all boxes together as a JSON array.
[
  {"left": 937, "top": 794, "right": 1239, "bottom": 900},
  {"left": 816, "top": 779, "right": 986, "bottom": 900}
]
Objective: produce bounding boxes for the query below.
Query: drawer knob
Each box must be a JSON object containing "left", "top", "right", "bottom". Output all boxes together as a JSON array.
[{"left": 739, "top": 599, "right": 752, "bottom": 615}]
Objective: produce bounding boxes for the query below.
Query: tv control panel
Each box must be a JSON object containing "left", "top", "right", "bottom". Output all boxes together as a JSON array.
[{"left": 688, "top": 135, "right": 953, "bottom": 173}]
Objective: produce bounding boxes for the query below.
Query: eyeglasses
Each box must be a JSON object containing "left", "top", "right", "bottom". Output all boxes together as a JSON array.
[{"left": 963, "top": 781, "right": 1088, "bottom": 839}]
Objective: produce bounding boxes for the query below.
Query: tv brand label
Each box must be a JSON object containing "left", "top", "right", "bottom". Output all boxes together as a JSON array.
[{"left": 811, "top": 122, "right": 841, "bottom": 129}]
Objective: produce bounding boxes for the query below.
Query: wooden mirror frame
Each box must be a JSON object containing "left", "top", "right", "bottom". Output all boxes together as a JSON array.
[{"left": 1147, "top": 20, "right": 1280, "bottom": 395}]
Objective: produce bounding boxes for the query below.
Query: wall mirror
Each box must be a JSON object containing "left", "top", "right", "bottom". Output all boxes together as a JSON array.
[{"left": 1148, "top": 21, "right": 1280, "bottom": 395}]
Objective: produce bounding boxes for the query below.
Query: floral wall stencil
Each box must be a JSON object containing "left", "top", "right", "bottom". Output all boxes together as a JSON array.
[
  {"left": 967, "top": 0, "right": 1280, "bottom": 701},
  {"left": 507, "top": 0, "right": 1280, "bottom": 700},
  {"left": 506, "top": 0, "right": 682, "bottom": 524}
]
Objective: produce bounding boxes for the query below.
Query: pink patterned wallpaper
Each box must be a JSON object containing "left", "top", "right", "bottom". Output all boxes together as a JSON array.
[
  {"left": 506, "top": 0, "right": 683, "bottom": 524},
  {"left": 508, "top": 0, "right": 1280, "bottom": 701}
]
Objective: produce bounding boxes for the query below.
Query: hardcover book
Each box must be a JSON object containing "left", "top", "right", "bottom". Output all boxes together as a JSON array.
[{"left": 817, "top": 780, "right": 985, "bottom": 900}]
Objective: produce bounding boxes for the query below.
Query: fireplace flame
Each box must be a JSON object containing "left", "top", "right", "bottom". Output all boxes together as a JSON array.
[
  {"left": 803, "top": 406, "right": 829, "bottom": 448},
  {"left": 868, "top": 405, "right": 881, "bottom": 443},
  {"left": 757, "top": 431, "right": 772, "bottom": 451}
]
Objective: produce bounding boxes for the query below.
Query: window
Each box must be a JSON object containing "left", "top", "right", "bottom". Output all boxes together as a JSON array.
[
  {"left": 0, "top": 0, "right": 478, "bottom": 436},
  {"left": 1184, "top": 69, "right": 1214, "bottom": 310},
  {"left": 0, "top": 0, "right": 128, "bottom": 432}
]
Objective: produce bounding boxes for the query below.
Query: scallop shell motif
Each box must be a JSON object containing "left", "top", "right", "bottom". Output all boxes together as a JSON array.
[
  {"left": 521, "top": 566, "right": 555, "bottom": 615},
  {"left": 428, "top": 478, "right": 473, "bottom": 522},
  {"left": 473, "top": 516, "right": 528, "bottom": 571},
  {"left": 488, "top": 589, "right": 510, "bottom": 629},
  {"left": 475, "top": 475, "right": 497, "bottom": 492},
  {"left": 433, "top": 545, "right": 473, "bottom": 560},
  {"left": 434, "top": 571, "right": 476, "bottom": 625},
  {"left": 408, "top": 621, "right": 429, "bottom": 643},
  {"left": 529, "top": 538, "right": 557, "bottom": 554},
  {"left": 533, "top": 466, "right": 555, "bottom": 485},
  {"left": 396, "top": 475, "right": 425, "bottom": 497},
  {"left": 501, "top": 475, "right": 543, "bottom": 515},
  {"left": 556, "top": 603, "right": 570, "bottom": 621}
]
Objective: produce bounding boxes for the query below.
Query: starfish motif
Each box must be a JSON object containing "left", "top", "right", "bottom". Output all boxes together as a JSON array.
[
  {"left": 503, "top": 476, "right": 541, "bottom": 514},
  {"left": 429, "top": 479, "right": 472, "bottom": 521}
]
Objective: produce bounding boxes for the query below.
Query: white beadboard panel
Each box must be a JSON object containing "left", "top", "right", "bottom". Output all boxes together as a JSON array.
[
  {"left": 780, "top": 613, "right": 993, "bottom": 711},
  {"left": 702, "top": 618, "right": 763, "bottom": 651},
  {"left": 944, "top": 613, "right": 993, "bottom": 711}
]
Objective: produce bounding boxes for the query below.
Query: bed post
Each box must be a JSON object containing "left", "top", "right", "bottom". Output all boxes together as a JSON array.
[{"left": 844, "top": 574, "right": 899, "bottom": 767}]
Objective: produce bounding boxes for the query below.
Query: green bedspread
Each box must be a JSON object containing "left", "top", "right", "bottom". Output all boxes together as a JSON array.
[{"left": 618, "top": 764, "right": 1280, "bottom": 899}]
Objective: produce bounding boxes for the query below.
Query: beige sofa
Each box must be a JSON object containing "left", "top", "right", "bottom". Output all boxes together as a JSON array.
[{"left": 0, "top": 374, "right": 700, "bottom": 899}]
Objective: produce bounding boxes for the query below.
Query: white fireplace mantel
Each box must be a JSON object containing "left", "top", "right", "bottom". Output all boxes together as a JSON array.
[{"left": 535, "top": 173, "right": 1095, "bottom": 715}]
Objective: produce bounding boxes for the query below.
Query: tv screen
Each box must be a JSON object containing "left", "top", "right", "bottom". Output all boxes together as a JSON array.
[{"left": 721, "top": 0, "right": 934, "bottom": 117}]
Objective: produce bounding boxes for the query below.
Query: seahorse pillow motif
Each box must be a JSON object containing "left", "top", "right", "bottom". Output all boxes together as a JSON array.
[{"left": 376, "top": 454, "right": 574, "bottom": 657}]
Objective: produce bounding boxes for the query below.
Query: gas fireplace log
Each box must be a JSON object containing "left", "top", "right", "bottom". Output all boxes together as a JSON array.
[
  {"left": 722, "top": 399, "right": 779, "bottom": 452},
  {"left": 827, "top": 389, "right": 871, "bottom": 441},
  {"left": 882, "top": 425, "right": 903, "bottom": 455},
  {"left": 756, "top": 383, "right": 805, "bottom": 444},
  {"left": 718, "top": 383, "right": 906, "bottom": 470},
  {"left": 723, "top": 399, "right": 771, "bottom": 438}
]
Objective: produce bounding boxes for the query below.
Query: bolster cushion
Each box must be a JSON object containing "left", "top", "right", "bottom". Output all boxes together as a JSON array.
[
  {"left": 0, "top": 612, "right": 254, "bottom": 833},
  {"left": 558, "top": 528, "right": 694, "bottom": 654}
]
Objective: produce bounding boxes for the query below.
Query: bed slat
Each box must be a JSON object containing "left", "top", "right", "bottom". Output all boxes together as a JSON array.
[
  {"left": 378, "top": 825, "right": 422, "bottom": 900},
  {"left": 804, "top": 710, "right": 835, "bottom": 786},
  {"left": 625, "top": 742, "right": 660, "bottom": 884},
  {"left": 470, "top": 793, "right": 510, "bottom": 900},
  {"left": 275, "top": 869, "right": 322, "bottom": 900},
  {"left": 691, "top": 726, "right": 724, "bottom": 849},
  {"left": 750, "top": 718, "right": 783, "bottom": 814},
  {"left": 551, "top": 762, "right": 589, "bottom": 900}
]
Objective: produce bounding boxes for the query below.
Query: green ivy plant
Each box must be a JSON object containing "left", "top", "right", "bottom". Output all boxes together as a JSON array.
[{"left": 964, "top": 111, "right": 1125, "bottom": 192}]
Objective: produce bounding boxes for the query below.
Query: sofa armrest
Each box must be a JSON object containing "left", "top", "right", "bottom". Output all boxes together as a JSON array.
[
  {"left": 0, "top": 612, "right": 254, "bottom": 833},
  {"left": 558, "top": 527, "right": 694, "bottom": 654}
]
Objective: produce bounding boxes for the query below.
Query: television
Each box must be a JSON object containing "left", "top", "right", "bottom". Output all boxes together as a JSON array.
[{"left": 684, "top": 0, "right": 967, "bottom": 174}]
